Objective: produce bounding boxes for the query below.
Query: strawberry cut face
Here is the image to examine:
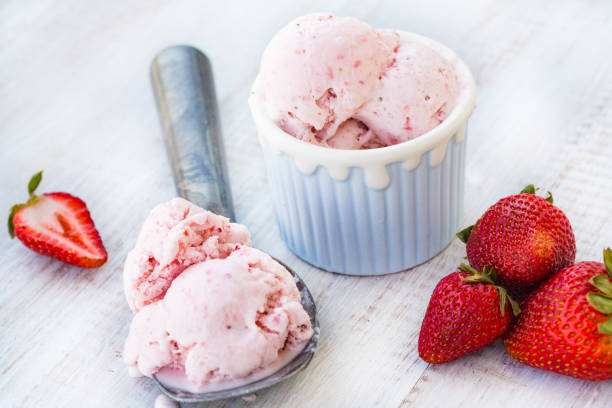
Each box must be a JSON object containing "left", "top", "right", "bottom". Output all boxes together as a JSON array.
[{"left": 13, "top": 192, "right": 107, "bottom": 267}]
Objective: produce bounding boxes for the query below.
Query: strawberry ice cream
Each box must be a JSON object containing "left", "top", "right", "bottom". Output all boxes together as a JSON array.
[
  {"left": 255, "top": 13, "right": 460, "bottom": 149},
  {"left": 257, "top": 13, "right": 399, "bottom": 147},
  {"left": 124, "top": 246, "right": 313, "bottom": 389},
  {"left": 123, "top": 197, "right": 251, "bottom": 312},
  {"left": 354, "top": 40, "right": 459, "bottom": 145},
  {"left": 326, "top": 118, "right": 381, "bottom": 149},
  {"left": 123, "top": 198, "right": 313, "bottom": 393}
]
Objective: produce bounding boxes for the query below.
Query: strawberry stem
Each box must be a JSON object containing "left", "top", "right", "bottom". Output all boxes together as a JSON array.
[
  {"left": 458, "top": 263, "right": 520, "bottom": 317},
  {"left": 462, "top": 274, "right": 494, "bottom": 285},
  {"left": 458, "top": 262, "right": 479, "bottom": 275},
  {"left": 459, "top": 263, "right": 496, "bottom": 284},
  {"left": 484, "top": 266, "right": 498, "bottom": 282}
]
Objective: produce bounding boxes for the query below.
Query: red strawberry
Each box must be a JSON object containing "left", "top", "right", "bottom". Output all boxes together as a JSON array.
[
  {"left": 418, "top": 263, "right": 520, "bottom": 364},
  {"left": 8, "top": 171, "right": 107, "bottom": 268},
  {"left": 503, "top": 248, "right": 612, "bottom": 381},
  {"left": 457, "top": 185, "right": 576, "bottom": 294}
]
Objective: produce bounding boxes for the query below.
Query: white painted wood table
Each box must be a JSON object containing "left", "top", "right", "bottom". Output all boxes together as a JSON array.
[{"left": 1, "top": 0, "right": 612, "bottom": 406}]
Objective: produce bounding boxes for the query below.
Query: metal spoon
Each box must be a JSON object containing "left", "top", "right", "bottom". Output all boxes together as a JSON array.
[{"left": 150, "top": 45, "right": 319, "bottom": 405}]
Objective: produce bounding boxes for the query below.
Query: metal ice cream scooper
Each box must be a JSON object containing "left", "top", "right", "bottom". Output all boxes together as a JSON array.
[{"left": 149, "top": 45, "right": 319, "bottom": 405}]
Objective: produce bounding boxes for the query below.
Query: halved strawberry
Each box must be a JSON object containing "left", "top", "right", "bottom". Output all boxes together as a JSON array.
[{"left": 8, "top": 171, "right": 107, "bottom": 268}]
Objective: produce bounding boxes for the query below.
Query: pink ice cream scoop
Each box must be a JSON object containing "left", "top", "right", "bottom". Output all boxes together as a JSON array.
[
  {"left": 257, "top": 13, "right": 399, "bottom": 146},
  {"left": 255, "top": 14, "right": 461, "bottom": 149},
  {"left": 354, "top": 40, "right": 459, "bottom": 145},
  {"left": 123, "top": 246, "right": 313, "bottom": 388},
  {"left": 123, "top": 197, "right": 251, "bottom": 312},
  {"left": 325, "top": 118, "right": 381, "bottom": 150}
]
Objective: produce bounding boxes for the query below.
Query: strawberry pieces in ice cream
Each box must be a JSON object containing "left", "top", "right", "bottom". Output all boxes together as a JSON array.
[
  {"left": 326, "top": 118, "right": 381, "bottom": 149},
  {"left": 123, "top": 246, "right": 313, "bottom": 388},
  {"left": 255, "top": 13, "right": 461, "bottom": 149},
  {"left": 257, "top": 13, "right": 399, "bottom": 146},
  {"left": 355, "top": 40, "right": 459, "bottom": 145},
  {"left": 123, "top": 198, "right": 251, "bottom": 312},
  {"left": 122, "top": 198, "right": 313, "bottom": 392}
]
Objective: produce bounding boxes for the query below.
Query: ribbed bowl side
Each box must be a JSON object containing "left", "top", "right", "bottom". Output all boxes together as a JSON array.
[{"left": 262, "top": 132, "right": 467, "bottom": 276}]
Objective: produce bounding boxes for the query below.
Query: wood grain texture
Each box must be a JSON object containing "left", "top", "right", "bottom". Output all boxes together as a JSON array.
[{"left": 1, "top": 0, "right": 612, "bottom": 407}]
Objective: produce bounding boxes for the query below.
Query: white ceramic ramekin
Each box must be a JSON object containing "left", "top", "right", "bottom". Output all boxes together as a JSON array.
[{"left": 249, "top": 31, "right": 476, "bottom": 276}]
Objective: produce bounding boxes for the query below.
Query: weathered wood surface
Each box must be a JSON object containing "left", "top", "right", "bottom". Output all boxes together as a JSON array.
[{"left": 1, "top": 0, "right": 611, "bottom": 406}]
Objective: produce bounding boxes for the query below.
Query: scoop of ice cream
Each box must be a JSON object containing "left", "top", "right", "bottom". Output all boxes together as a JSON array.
[
  {"left": 123, "top": 246, "right": 313, "bottom": 387},
  {"left": 326, "top": 118, "right": 383, "bottom": 150},
  {"left": 255, "top": 14, "right": 462, "bottom": 149},
  {"left": 257, "top": 13, "right": 399, "bottom": 145},
  {"left": 123, "top": 198, "right": 251, "bottom": 312},
  {"left": 354, "top": 40, "right": 459, "bottom": 145}
]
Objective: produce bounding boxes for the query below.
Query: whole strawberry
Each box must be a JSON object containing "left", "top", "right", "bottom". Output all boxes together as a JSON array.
[
  {"left": 8, "top": 171, "right": 107, "bottom": 268},
  {"left": 457, "top": 185, "right": 576, "bottom": 294},
  {"left": 503, "top": 249, "right": 612, "bottom": 381},
  {"left": 419, "top": 263, "right": 520, "bottom": 364}
]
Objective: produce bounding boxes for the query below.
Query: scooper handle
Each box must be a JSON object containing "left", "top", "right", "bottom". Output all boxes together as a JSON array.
[{"left": 151, "top": 45, "right": 235, "bottom": 220}]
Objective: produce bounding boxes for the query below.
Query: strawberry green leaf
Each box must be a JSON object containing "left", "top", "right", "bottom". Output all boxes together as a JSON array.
[
  {"left": 587, "top": 292, "right": 612, "bottom": 314},
  {"left": 456, "top": 225, "right": 473, "bottom": 244},
  {"left": 544, "top": 191, "right": 553, "bottom": 204},
  {"left": 462, "top": 274, "right": 493, "bottom": 284},
  {"left": 495, "top": 286, "right": 521, "bottom": 317},
  {"left": 599, "top": 317, "right": 612, "bottom": 335},
  {"left": 458, "top": 262, "right": 479, "bottom": 275},
  {"left": 28, "top": 171, "right": 43, "bottom": 196},
  {"left": 520, "top": 184, "right": 536, "bottom": 194},
  {"left": 603, "top": 248, "right": 612, "bottom": 278},
  {"left": 507, "top": 295, "right": 521, "bottom": 317},
  {"left": 497, "top": 288, "right": 507, "bottom": 317},
  {"left": 459, "top": 263, "right": 499, "bottom": 285},
  {"left": 484, "top": 266, "right": 498, "bottom": 282},
  {"left": 462, "top": 272, "right": 495, "bottom": 286},
  {"left": 7, "top": 204, "right": 22, "bottom": 239},
  {"left": 591, "top": 274, "right": 612, "bottom": 296}
]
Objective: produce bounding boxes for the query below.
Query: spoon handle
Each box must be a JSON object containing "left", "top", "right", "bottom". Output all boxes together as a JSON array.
[{"left": 151, "top": 45, "right": 235, "bottom": 220}]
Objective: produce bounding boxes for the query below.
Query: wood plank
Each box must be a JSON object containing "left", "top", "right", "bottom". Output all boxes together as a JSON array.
[{"left": 1, "top": 1, "right": 611, "bottom": 407}]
